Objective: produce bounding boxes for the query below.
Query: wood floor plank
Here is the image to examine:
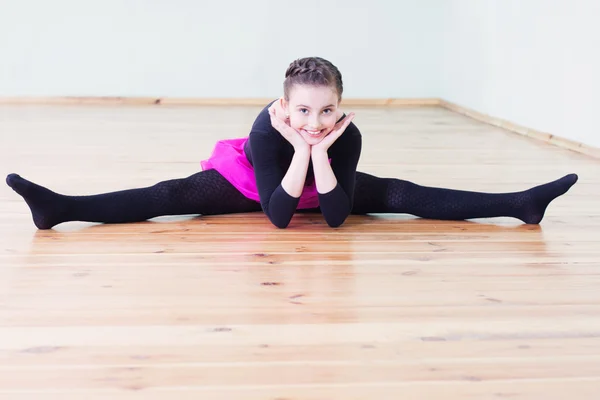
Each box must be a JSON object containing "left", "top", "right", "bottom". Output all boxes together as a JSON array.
[
  {"left": 2, "top": 379, "right": 600, "bottom": 400},
  {"left": 1, "top": 357, "right": 600, "bottom": 391},
  {"left": 3, "top": 338, "right": 600, "bottom": 366}
]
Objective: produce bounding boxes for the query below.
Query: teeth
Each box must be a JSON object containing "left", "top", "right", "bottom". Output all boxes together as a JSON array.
[{"left": 304, "top": 130, "right": 321, "bottom": 136}]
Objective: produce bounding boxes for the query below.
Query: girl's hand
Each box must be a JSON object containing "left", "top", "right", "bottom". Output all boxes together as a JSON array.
[
  {"left": 311, "top": 112, "right": 355, "bottom": 154},
  {"left": 268, "top": 105, "right": 310, "bottom": 153}
]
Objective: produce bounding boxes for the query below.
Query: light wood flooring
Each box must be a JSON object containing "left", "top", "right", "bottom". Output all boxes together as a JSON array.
[{"left": 1, "top": 103, "right": 599, "bottom": 399}]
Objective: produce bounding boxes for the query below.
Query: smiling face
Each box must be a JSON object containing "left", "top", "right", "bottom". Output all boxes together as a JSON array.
[{"left": 282, "top": 85, "right": 341, "bottom": 146}]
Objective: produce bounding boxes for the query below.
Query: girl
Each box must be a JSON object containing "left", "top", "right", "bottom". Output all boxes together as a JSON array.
[{"left": 6, "top": 57, "right": 578, "bottom": 229}]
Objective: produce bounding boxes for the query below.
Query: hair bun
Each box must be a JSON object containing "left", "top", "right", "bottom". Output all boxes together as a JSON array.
[
  {"left": 283, "top": 57, "right": 343, "bottom": 101},
  {"left": 285, "top": 58, "right": 321, "bottom": 78}
]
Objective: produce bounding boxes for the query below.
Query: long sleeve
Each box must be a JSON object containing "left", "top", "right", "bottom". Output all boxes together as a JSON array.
[
  {"left": 317, "top": 125, "right": 362, "bottom": 227},
  {"left": 248, "top": 130, "right": 300, "bottom": 228}
]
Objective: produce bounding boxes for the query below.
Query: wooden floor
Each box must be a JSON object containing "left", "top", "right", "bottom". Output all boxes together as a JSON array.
[{"left": 1, "top": 103, "right": 599, "bottom": 399}]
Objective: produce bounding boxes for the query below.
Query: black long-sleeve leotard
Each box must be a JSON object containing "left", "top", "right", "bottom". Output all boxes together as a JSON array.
[{"left": 244, "top": 101, "right": 362, "bottom": 228}]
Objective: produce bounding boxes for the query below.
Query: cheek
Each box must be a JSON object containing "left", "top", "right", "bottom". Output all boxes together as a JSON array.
[
  {"left": 323, "top": 115, "right": 337, "bottom": 130},
  {"left": 289, "top": 118, "right": 303, "bottom": 130}
]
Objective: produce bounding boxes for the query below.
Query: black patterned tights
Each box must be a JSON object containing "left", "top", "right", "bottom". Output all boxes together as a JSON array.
[{"left": 6, "top": 170, "right": 577, "bottom": 229}]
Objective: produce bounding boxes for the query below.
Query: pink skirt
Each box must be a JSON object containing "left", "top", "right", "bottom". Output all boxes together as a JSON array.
[{"left": 200, "top": 138, "right": 320, "bottom": 209}]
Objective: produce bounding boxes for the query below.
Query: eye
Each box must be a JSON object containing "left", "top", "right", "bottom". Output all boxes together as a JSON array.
[
  {"left": 323, "top": 109, "right": 332, "bottom": 114},
  {"left": 299, "top": 108, "right": 309, "bottom": 114}
]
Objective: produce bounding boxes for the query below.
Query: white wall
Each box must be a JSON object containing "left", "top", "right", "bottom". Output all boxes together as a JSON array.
[
  {"left": 0, "top": 0, "right": 444, "bottom": 98},
  {"left": 441, "top": 0, "right": 600, "bottom": 148},
  {"left": 2, "top": 0, "right": 598, "bottom": 148}
]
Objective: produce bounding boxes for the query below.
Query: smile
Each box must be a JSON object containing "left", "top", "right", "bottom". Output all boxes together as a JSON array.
[{"left": 302, "top": 129, "right": 323, "bottom": 136}]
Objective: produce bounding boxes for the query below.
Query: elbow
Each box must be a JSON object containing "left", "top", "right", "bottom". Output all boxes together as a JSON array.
[
  {"left": 262, "top": 195, "right": 297, "bottom": 229},
  {"left": 321, "top": 200, "right": 351, "bottom": 228},
  {"left": 324, "top": 213, "right": 349, "bottom": 228},
  {"left": 327, "top": 220, "right": 345, "bottom": 228},
  {"left": 263, "top": 209, "right": 292, "bottom": 229},
  {"left": 271, "top": 218, "right": 291, "bottom": 229}
]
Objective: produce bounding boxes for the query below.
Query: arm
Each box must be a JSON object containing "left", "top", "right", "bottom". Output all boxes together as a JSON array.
[
  {"left": 312, "top": 126, "right": 362, "bottom": 227},
  {"left": 311, "top": 147, "right": 337, "bottom": 194},
  {"left": 248, "top": 105, "right": 312, "bottom": 229},
  {"left": 250, "top": 131, "right": 305, "bottom": 229},
  {"left": 281, "top": 147, "right": 311, "bottom": 198}
]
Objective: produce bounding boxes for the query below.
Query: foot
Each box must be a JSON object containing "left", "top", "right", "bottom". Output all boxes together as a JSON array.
[
  {"left": 6, "top": 173, "right": 68, "bottom": 229},
  {"left": 518, "top": 173, "right": 578, "bottom": 224}
]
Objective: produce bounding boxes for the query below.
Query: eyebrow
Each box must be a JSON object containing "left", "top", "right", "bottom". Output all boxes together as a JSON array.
[{"left": 296, "top": 104, "right": 335, "bottom": 109}]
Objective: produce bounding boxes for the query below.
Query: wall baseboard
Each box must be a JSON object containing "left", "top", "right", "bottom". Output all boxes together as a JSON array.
[
  {"left": 0, "top": 96, "right": 597, "bottom": 158},
  {"left": 0, "top": 96, "right": 276, "bottom": 106},
  {"left": 0, "top": 96, "right": 441, "bottom": 107},
  {"left": 439, "top": 99, "right": 600, "bottom": 159}
]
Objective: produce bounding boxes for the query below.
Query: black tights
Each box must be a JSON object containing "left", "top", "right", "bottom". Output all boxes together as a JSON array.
[{"left": 5, "top": 169, "right": 578, "bottom": 229}]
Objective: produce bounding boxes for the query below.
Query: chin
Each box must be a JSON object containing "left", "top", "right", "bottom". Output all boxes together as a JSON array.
[{"left": 303, "top": 136, "right": 326, "bottom": 146}]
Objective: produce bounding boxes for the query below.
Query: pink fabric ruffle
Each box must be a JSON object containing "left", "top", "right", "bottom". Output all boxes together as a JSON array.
[{"left": 200, "top": 138, "right": 320, "bottom": 209}]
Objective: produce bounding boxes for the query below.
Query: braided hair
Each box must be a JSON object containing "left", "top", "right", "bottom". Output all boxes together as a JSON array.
[{"left": 283, "top": 57, "right": 343, "bottom": 101}]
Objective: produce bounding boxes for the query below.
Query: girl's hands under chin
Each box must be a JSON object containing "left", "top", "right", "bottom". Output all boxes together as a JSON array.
[
  {"left": 311, "top": 112, "right": 355, "bottom": 154},
  {"left": 268, "top": 105, "right": 311, "bottom": 153}
]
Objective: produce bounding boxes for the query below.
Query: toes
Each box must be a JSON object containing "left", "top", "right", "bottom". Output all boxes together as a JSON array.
[{"left": 6, "top": 173, "right": 22, "bottom": 188}]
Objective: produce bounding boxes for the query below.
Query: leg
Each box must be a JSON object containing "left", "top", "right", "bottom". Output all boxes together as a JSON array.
[
  {"left": 351, "top": 171, "right": 578, "bottom": 224},
  {"left": 5, "top": 169, "right": 262, "bottom": 229}
]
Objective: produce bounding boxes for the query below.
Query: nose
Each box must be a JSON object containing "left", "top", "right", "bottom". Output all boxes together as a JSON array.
[{"left": 308, "top": 116, "right": 321, "bottom": 129}]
